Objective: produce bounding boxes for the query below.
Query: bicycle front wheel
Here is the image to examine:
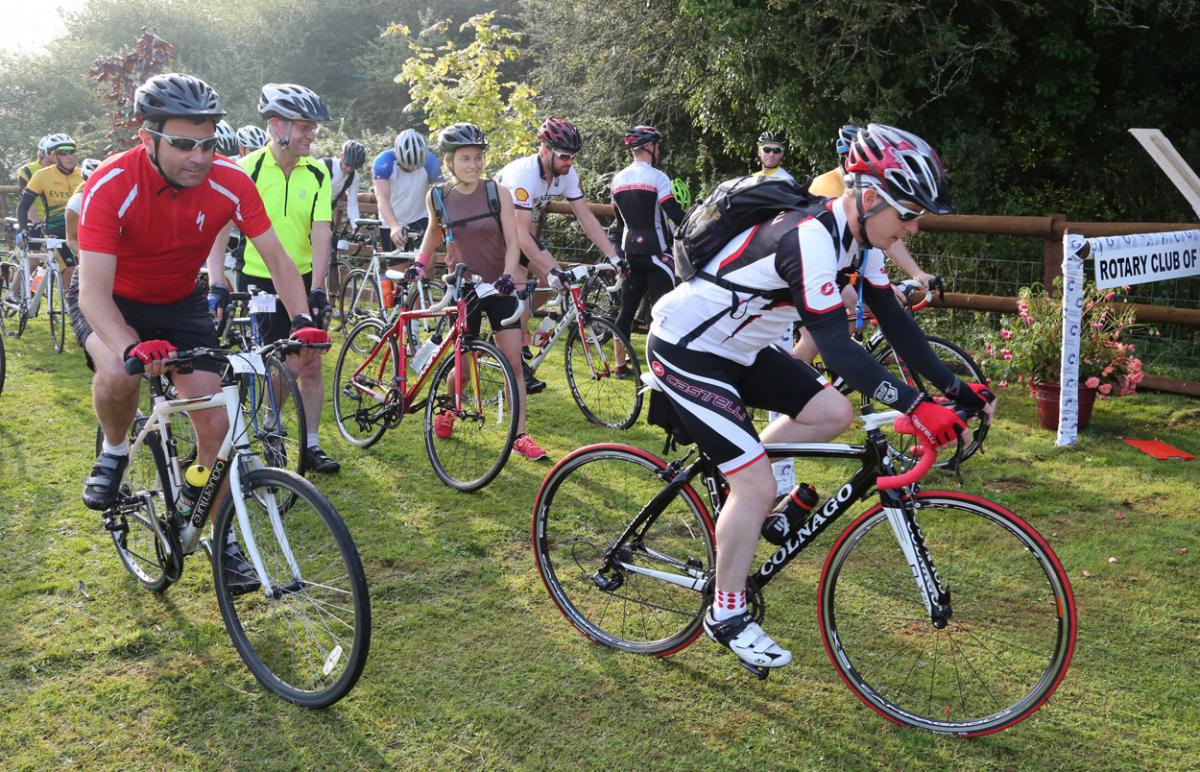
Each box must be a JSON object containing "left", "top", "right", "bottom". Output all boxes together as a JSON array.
[
  {"left": 819, "top": 491, "right": 1076, "bottom": 735},
  {"left": 99, "top": 420, "right": 182, "bottom": 592},
  {"left": 532, "top": 444, "right": 715, "bottom": 655},
  {"left": 337, "top": 269, "right": 382, "bottom": 332},
  {"left": 48, "top": 270, "right": 66, "bottom": 352},
  {"left": 564, "top": 316, "right": 643, "bottom": 429},
  {"left": 238, "top": 353, "right": 307, "bottom": 475},
  {"left": 332, "top": 319, "right": 398, "bottom": 448},
  {"left": 423, "top": 338, "right": 518, "bottom": 491},
  {"left": 212, "top": 466, "right": 371, "bottom": 708}
]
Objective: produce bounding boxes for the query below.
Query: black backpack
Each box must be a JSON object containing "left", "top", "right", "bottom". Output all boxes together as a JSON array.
[{"left": 672, "top": 174, "right": 822, "bottom": 297}]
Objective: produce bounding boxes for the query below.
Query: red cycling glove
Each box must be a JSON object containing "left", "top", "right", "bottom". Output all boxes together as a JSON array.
[
  {"left": 124, "top": 339, "right": 174, "bottom": 364},
  {"left": 907, "top": 399, "right": 967, "bottom": 447},
  {"left": 291, "top": 327, "right": 329, "bottom": 346}
]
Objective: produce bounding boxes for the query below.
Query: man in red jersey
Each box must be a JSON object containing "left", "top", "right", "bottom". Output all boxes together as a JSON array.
[{"left": 72, "top": 73, "right": 324, "bottom": 538}]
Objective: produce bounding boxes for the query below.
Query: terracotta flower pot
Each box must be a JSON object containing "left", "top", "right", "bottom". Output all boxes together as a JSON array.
[{"left": 1031, "top": 381, "right": 1098, "bottom": 431}]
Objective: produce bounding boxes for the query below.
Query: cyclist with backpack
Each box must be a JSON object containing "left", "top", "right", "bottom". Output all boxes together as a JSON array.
[
  {"left": 608, "top": 125, "right": 686, "bottom": 374},
  {"left": 405, "top": 123, "right": 549, "bottom": 461},
  {"left": 323, "top": 140, "right": 367, "bottom": 229},
  {"left": 646, "top": 124, "right": 994, "bottom": 671}
]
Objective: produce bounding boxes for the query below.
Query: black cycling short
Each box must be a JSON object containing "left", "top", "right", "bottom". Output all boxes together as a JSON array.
[
  {"left": 464, "top": 286, "right": 520, "bottom": 336},
  {"left": 645, "top": 334, "right": 828, "bottom": 475},
  {"left": 381, "top": 218, "right": 429, "bottom": 252},
  {"left": 67, "top": 275, "right": 221, "bottom": 373},
  {"left": 237, "top": 271, "right": 313, "bottom": 346}
]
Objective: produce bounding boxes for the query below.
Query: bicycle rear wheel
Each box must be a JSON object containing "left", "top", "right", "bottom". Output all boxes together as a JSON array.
[
  {"left": 332, "top": 318, "right": 398, "bottom": 448},
  {"left": 238, "top": 353, "right": 307, "bottom": 475},
  {"left": 818, "top": 491, "right": 1076, "bottom": 735},
  {"left": 564, "top": 316, "right": 643, "bottom": 429},
  {"left": 532, "top": 444, "right": 715, "bottom": 655},
  {"left": 0, "top": 259, "right": 21, "bottom": 336},
  {"left": 423, "top": 338, "right": 518, "bottom": 491},
  {"left": 99, "top": 419, "right": 183, "bottom": 592},
  {"left": 874, "top": 336, "right": 989, "bottom": 469},
  {"left": 47, "top": 270, "right": 66, "bottom": 353},
  {"left": 337, "top": 269, "right": 382, "bottom": 332},
  {"left": 212, "top": 466, "right": 371, "bottom": 708}
]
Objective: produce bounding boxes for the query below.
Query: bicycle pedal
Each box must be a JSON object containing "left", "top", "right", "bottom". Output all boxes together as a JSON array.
[{"left": 738, "top": 660, "right": 770, "bottom": 680}]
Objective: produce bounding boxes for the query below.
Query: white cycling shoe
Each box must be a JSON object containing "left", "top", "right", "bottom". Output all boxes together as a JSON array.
[{"left": 703, "top": 608, "right": 793, "bottom": 668}]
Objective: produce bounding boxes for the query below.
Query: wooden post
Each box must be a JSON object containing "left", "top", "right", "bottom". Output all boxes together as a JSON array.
[{"left": 1043, "top": 213, "right": 1066, "bottom": 289}]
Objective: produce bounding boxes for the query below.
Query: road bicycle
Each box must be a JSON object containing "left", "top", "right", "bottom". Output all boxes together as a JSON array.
[
  {"left": 531, "top": 402, "right": 1075, "bottom": 735},
  {"left": 335, "top": 218, "right": 445, "bottom": 341},
  {"left": 99, "top": 340, "right": 370, "bottom": 707},
  {"left": 0, "top": 221, "right": 69, "bottom": 352},
  {"left": 333, "top": 263, "right": 522, "bottom": 491},
  {"left": 524, "top": 262, "right": 643, "bottom": 429}
]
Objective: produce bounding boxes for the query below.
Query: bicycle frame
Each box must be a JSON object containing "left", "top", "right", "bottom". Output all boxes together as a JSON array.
[
  {"left": 130, "top": 353, "right": 301, "bottom": 596},
  {"left": 526, "top": 263, "right": 619, "bottom": 376},
  {"left": 2, "top": 237, "right": 62, "bottom": 318},
  {"left": 601, "top": 411, "right": 950, "bottom": 623}
]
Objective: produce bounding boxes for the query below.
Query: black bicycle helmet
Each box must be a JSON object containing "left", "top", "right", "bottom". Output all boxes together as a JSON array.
[
  {"left": 135, "top": 73, "right": 226, "bottom": 122},
  {"left": 757, "top": 130, "right": 785, "bottom": 146},
  {"left": 258, "top": 83, "right": 331, "bottom": 121},
  {"left": 342, "top": 140, "right": 367, "bottom": 169},
  {"left": 624, "top": 125, "right": 662, "bottom": 150},
  {"left": 538, "top": 116, "right": 582, "bottom": 153},
  {"left": 437, "top": 122, "right": 488, "bottom": 153}
]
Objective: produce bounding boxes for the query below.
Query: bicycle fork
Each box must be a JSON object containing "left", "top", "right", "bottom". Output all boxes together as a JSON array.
[{"left": 880, "top": 494, "right": 952, "bottom": 627}]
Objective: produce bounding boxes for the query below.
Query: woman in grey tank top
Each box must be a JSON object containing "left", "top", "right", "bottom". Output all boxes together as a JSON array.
[{"left": 408, "top": 123, "right": 549, "bottom": 462}]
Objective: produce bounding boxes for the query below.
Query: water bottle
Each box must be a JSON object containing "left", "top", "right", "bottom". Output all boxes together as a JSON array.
[
  {"left": 761, "top": 483, "right": 819, "bottom": 545},
  {"left": 533, "top": 315, "right": 556, "bottom": 348},
  {"left": 31, "top": 266, "right": 45, "bottom": 294},
  {"left": 380, "top": 278, "right": 395, "bottom": 309},
  {"left": 176, "top": 464, "right": 210, "bottom": 553},
  {"left": 411, "top": 338, "right": 439, "bottom": 373}
]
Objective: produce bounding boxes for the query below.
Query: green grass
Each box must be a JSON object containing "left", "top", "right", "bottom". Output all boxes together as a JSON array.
[{"left": 1, "top": 328, "right": 1198, "bottom": 769}]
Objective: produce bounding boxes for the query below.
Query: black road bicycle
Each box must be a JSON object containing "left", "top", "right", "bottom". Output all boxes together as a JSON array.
[{"left": 531, "top": 409, "right": 1076, "bottom": 736}]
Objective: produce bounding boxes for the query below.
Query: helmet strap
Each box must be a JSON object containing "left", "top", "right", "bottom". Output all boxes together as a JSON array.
[
  {"left": 853, "top": 180, "right": 875, "bottom": 251},
  {"left": 147, "top": 139, "right": 185, "bottom": 190}
]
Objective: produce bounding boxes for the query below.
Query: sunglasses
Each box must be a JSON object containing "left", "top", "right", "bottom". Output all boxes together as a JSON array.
[
  {"left": 893, "top": 201, "right": 927, "bottom": 221},
  {"left": 760, "top": 146, "right": 784, "bottom": 154},
  {"left": 55, "top": 148, "right": 77, "bottom": 156},
  {"left": 147, "top": 129, "right": 220, "bottom": 152},
  {"left": 552, "top": 150, "right": 577, "bottom": 161}
]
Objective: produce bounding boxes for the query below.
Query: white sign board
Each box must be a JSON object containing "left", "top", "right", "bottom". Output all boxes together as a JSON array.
[
  {"left": 1090, "top": 229, "right": 1200, "bottom": 288},
  {"left": 1129, "top": 129, "right": 1200, "bottom": 220}
]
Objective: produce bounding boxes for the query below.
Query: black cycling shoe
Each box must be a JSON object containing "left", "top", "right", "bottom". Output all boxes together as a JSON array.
[
  {"left": 615, "top": 363, "right": 633, "bottom": 379},
  {"left": 522, "top": 345, "right": 533, "bottom": 361},
  {"left": 222, "top": 539, "right": 261, "bottom": 597},
  {"left": 302, "top": 446, "right": 341, "bottom": 474},
  {"left": 523, "top": 362, "right": 546, "bottom": 394},
  {"left": 82, "top": 452, "right": 129, "bottom": 511}
]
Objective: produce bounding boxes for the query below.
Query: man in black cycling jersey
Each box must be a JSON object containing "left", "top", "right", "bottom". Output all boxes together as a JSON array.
[
  {"left": 646, "top": 124, "right": 995, "bottom": 671},
  {"left": 608, "top": 125, "right": 686, "bottom": 374}
]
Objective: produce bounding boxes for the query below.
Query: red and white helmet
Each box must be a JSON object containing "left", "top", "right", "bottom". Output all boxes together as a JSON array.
[
  {"left": 843, "top": 124, "right": 952, "bottom": 215},
  {"left": 537, "top": 116, "right": 582, "bottom": 153}
]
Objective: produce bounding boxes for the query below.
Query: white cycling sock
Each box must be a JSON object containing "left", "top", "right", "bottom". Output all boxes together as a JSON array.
[
  {"left": 712, "top": 587, "right": 747, "bottom": 622},
  {"left": 306, "top": 433, "right": 319, "bottom": 449},
  {"left": 102, "top": 438, "right": 129, "bottom": 456}
]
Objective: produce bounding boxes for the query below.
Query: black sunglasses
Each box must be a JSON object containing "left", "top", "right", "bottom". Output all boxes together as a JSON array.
[
  {"left": 148, "top": 129, "right": 220, "bottom": 152},
  {"left": 760, "top": 146, "right": 784, "bottom": 154},
  {"left": 55, "top": 148, "right": 77, "bottom": 156}
]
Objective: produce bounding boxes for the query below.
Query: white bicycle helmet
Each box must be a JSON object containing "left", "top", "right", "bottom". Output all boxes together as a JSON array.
[
  {"left": 843, "top": 123, "right": 952, "bottom": 216},
  {"left": 236, "top": 125, "right": 268, "bottom": 150},
  {"left": 258, "top": 83, "right": 331, "bottom": 121},
  {"left": 394, "top": 129, "right": 428, "bottom": 172},
  {"left": 80, "top": 158, "right": 101, "bottom": 180},
  {"left": 214, "top": 120, "right": 238, "bottom": 156},
  {"left": 43, "top": 133, "right": 76, "bottom": 154}
]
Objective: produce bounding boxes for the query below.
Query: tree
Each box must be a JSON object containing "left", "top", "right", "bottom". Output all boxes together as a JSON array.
[
  {"left": 88, "top": 28, "right": 177, "bottom": 153},
  {"left": 389, "top": 12, "right": 538, "bottom": 165}
]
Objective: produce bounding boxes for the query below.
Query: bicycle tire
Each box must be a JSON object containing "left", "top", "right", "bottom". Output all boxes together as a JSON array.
[
  {"left": 873, "top": 336, "right": 989, "bottom": 469},
  {"left": 818, "top": 490, "right": 1076, "bottom": 736},
  {"left": 48, "top": 270, "right": 65, "bottom": 353},
  {"left": 98, "top": 419, "right": 183, "bottom": 592},
  {"left": 332, "top": 318, "right": 397, "bottom": 448},
  {"left": 238, "top": 353, "right": 307, "bottom": 476},
  {"left": 0, "top": 258, "right": 23, "bottom": 337},
  {"left": 402, "top": 278, "right": 448, "bottom": 358},
  {"left": 532, "top": 444, "right": 715, "bottom": 655},
  {"left": 423, "top": 337, "right": 518, "bottom": 491},
  {"left": 564, "top": 316, "right": 643, "bottom": 430},
  {"left": 212, "top": 466, "right": 371, "bottom": 708},
  {"left": 337, "top": 268, "right": 383, "bottom": 333},
  {"left": 0, "top": 331, "right": 5, "bottom": 396}
]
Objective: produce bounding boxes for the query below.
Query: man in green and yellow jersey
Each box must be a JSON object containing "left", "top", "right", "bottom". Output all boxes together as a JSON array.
[
  {"left": 18, "top": 133, "right": 83, "bottom": 284},
  {"left": 207, "top": 83, "right": 338, "bottom": 473}
]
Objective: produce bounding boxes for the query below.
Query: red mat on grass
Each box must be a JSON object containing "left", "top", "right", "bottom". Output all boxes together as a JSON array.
[{"left": 1122, "top": 439, "right": 1195, "bottom": 460}]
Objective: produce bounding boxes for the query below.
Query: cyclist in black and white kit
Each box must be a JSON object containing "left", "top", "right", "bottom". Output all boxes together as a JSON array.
[
  {"left": 645, "top": 124, "right": 995, "bottom": 671},
  {"left": 608, "top": 125, "right": 685, "bottom": 374}
]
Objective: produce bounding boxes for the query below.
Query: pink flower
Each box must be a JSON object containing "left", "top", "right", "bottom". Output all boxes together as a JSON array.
[
  {"left": 1092, "top": 322, "right": 1104, "bottom": 330},
  {"left": 1085, "top": 376, "right": 1100, "bottom": 388},
  {"left": 1001, "top": 349, "right": 1013, "bottom": 361},
  {"left": 1099, "top": 383, "right": 1113, "bottom": 395},
  {"left": 1000, "top": 329, "right": 1012, "bottom": 341},
  {"left": 997, "top": 380, "right": 1009, "bottom": 388},
  {"left": 1104, "top": 291, "right": 1115, "bottom": 301}
]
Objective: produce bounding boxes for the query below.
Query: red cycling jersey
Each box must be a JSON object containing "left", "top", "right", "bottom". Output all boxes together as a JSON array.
[{"left": 78, "top": 145, "right": 272, "bottom": 304}]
